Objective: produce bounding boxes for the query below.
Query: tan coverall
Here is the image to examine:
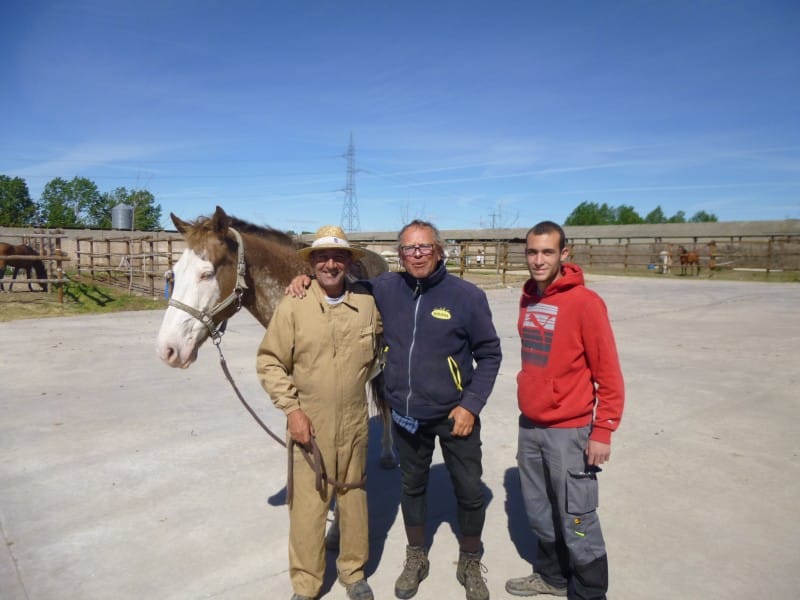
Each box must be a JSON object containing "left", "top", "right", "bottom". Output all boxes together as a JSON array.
[{"left": 256, "top": 280, "right": 380, "bottom": 597}]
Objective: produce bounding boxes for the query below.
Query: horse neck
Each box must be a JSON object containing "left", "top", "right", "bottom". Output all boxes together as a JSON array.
[
  {"left": 33, "top": 261, "right": 47, "bottom": 278},
  {"left": 239, "top": 232, "right": 308, "bottom": 329}
]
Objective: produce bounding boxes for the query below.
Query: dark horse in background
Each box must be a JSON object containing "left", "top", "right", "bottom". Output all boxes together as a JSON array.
[{"left": 0, "top": 243, "right": 48, "bottom": 292}]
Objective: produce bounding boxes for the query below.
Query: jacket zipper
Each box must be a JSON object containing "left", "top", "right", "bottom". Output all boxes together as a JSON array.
[{"left": 405, "top": 285, "right": 422, "bottom": 414}]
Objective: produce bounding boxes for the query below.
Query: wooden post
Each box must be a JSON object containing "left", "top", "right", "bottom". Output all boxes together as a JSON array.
[
  {"left": 148, "top": 239, "right": 155, "bottom": 296},
  {"left": 56, "top": 235, "right": 64, "bottom": 304},
  {"left": 105, "top": 239, "right": 112, "bottom": 282},
  {"left": 76, "top": 238, "right": 82, "bottom": 278},
  {"left": 622, "top": 239, "right": 631, "bottom": 273},
  {"left": 126, "top": 238, "right": 133, "bottom": 292},
  {"left": 767, "top": 236, "right": 774, "bottom": 275},
  {"left": 501, "top": 243, "right": 508, "bottom": 285}
]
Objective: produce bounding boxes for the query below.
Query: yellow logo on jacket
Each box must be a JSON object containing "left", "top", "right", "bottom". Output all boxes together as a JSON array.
[{"left": 431, "top": 308, "right": 452, "bottom": 320}]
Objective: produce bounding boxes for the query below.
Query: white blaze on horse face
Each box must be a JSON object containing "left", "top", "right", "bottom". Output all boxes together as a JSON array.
[{"left": 156, "top": 248, "right": 222, "bottom": 368}]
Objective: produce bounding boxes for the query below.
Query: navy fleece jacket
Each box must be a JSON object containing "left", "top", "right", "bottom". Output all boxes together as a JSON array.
[{"left": 367, "top": 261, "right": 502, "bottom": 421}]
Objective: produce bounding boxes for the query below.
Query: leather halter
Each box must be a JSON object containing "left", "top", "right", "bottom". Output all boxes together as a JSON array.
[
  {"left": 168, "top": 227, "right": 249, "bottom": 344},
  {"left": 168, "top": 225, "right": 366, "bottom": 501}
]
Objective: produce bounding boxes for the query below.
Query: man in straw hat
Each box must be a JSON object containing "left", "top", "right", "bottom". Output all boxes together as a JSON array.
[{"left": 257, "top": 225, "right": 381, "bottom": 600}]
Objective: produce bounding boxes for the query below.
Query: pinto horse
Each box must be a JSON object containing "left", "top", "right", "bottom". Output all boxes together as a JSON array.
[
  {"left": 155, "top": 206, "right": 396, "bottom": 470},
  {"left": 678, "top": 245, "right": 700, "bottom": 276},
  {"left": 0, "top": 243, "right": 48, "bottom": 292},
  {"left": 658, "top": 249, "right": 672, "bottom": 274}
]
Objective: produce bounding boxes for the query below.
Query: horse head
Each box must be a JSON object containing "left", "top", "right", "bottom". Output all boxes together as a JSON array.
[{"left": 156, "top": 206, "right": 247, "bottom": 368}]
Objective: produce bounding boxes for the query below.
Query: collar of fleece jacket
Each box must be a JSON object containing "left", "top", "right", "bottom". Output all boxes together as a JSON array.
[{"left": 400, "top": 260, "right": 447, "bottom": 295}]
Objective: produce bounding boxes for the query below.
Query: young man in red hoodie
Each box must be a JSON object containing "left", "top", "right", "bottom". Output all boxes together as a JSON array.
[{"left": 506, "top": 221, "right": 624, "bottom": 600}]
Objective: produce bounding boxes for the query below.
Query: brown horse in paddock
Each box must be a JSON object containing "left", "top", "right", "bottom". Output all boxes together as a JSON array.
[
  {"left": 154, "top": 206, "right": 396, "bottom": 468},
  {"left": 0, "top": 243, "right": 49, "bottom": 292},
  {"left": 678, "top": 245, "right": 700, "bottom": 276}
]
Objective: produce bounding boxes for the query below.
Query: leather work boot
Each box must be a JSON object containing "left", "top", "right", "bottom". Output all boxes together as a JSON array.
[
  {"left": 394, "top": 545, "right": 430, "bottom": 599},
  {"left": 505, "top": 572, "right": 568, "bottom": 597},
  {"left": 456, "top": 551, "right": 490, "bottom": 600}
]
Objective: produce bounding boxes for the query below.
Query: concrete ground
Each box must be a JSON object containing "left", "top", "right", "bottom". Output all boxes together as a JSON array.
[{"left": 1, "top": 275, "right": 798, "bottom": 600}]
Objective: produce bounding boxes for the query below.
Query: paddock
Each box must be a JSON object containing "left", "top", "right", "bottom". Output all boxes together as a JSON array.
[{"left": 1, "top": 276, "right": 798, "bottom": 600}]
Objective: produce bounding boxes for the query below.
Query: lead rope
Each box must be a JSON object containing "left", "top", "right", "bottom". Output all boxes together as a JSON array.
[{"left": 214, "top": 340, "right": 365, "bottom": 505}]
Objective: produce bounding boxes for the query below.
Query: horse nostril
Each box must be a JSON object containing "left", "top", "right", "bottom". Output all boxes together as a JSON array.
[{"left": 161, "top": 345, "right": 177, "bottom": 362}]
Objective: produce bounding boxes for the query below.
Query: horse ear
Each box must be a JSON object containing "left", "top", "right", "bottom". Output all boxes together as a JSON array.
[
  {"left": 211, "top": 206, "right": 230, "bottom": 235},
  {"left": 171, "top": 213, "right": 190, "bottom": 234}
]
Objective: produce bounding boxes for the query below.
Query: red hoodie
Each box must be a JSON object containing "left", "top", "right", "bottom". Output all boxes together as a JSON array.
[{"left": 517, "top": 263, "right": 624, "bottom": 444}]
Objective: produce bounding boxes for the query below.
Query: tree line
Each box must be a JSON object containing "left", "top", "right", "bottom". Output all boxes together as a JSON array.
[
  {"left": 564, "top": 201, "right": 717, "bottom": 226},
  {"left": 2, "top": 173, "right": 720, "bottom": 231},
  {"left": 0, "top": 175, "right": 162, "bottom": 230}
]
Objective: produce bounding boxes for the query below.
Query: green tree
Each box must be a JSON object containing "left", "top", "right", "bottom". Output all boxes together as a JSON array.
[
  {"left": 564, "top": 201, "right": 616, "bottom": 226},
  {"left": 0, "top": 175, "right": 37, "bottom": 226},
  {"left": 129, "top": 189, "right": 162, "bottom": 230},
  {"left": 39, "top": 176, "right": 101, "bottom": 227},
  {"left": 615, "top": 204, "right": 644, "bottom": 224},
  {"left": 667, "top": 210, "right": 686, "bottom": 223},
  {"left": 644, "top": 206, "right": 667, "bottom": 224},
  {"left": 689, "top": 210, "right": 718, "bottom": 223},
  {"left": 85, "top": 188, "right": 119, "bottom": 228}
]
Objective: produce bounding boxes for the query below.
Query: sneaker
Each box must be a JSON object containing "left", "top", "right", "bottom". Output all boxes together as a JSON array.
[
  {"left": 345, "top": 579, "right": 374, "bottom": 600},
  {"left": 505, "top": 572, "right": 568, "bottom": 597},
  {"left": 394, "top": 545, "right": 430, "bottom": 599},
  {"left": 456, "top": 551, "right": 489, "bottom": 600}
]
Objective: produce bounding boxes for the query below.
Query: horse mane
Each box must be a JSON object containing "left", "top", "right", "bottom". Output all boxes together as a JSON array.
[
  {"left": 182, "top": 213, "right": 303, "bottom": 250},
  {"left": 227, "top": 216, "right": 304, "bottom": 249}
]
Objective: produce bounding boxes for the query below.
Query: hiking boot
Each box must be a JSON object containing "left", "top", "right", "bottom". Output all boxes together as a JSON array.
[
  {"left": 505, "top": 572, "right": 568, "bottom": 597},
  {"left": 456, "top": 551, "right": 489, "bottom": 600},
  {"left": 345, "top": 579, "right": 374, "bottom": 600},
  {"left": 394, "top": 545, "right": 429, "bottom": 599}
]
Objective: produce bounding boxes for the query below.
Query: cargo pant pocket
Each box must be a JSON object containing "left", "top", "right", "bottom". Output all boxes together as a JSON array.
[{"left": 566, "top": 470, "right": 599, "bottom": 515}]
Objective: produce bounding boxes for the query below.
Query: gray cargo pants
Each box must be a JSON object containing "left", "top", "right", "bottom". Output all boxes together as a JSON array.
[{"left": 517, "top": 418, "right": 608, "bottom": 599}]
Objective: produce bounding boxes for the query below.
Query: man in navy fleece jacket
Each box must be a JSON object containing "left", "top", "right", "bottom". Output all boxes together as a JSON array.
[{"left": 369, "top": 220, "right": 501, "bottom": 600}]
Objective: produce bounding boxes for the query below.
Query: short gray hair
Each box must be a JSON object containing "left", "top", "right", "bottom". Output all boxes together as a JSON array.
[{"left": 397, "top": 219, "right": 444, "bottom": 252}]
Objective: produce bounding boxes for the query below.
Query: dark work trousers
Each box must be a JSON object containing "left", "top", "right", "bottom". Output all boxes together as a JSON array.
[
  {"left": 393, "top": 415, "right": 486, "bottom": 544},
  {"left": 517, "top": 418, "right": 609, "bottom": 600}
]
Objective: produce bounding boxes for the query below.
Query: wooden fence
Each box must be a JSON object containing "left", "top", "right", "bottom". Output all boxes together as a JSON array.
[
  {"left": 329, "top": 235, "right": 800, "bottom": 284},
  {"left": 74, "top": 236, "right": 179, "bottom": 297},
  {"left": 53, "top": 232, "right": 800, "bottom": 295}
]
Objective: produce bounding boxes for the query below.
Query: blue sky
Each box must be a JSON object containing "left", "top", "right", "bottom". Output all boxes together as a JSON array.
[{"left": 2, "top": 0, "right": 798, "bottom": 232}]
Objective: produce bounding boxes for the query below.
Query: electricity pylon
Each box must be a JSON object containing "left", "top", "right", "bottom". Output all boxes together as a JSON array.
[{"left": 340, "top": 133, "right": 361, "bottom": 232}]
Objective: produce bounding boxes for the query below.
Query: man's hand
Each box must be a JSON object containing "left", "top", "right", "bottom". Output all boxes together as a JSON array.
[
  {"left": 285, "top": 274, "right": 312, "bottom": 298},
  {"left": 287, "top": 409, "right": 314, "bottom": 445},
  {"left": 586, "top": 440, "right": 610, "bottom": 466},
  {"left": 448, "top": 405, "right": 476, "bottom": 438}
]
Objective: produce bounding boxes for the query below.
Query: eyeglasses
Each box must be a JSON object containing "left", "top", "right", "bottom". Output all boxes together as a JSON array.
[{"left": 399, "top": 244, "right": 435, "bottom": 256}]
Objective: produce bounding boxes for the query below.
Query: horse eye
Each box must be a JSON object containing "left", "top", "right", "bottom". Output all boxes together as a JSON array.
[{"left": 199, "top": 270, "right": 215, "bottom": 281}]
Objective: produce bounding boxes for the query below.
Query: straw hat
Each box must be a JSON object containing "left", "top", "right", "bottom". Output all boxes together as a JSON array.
[{"left": 297, "top": 225, "right": 364, "bottom": 261}]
